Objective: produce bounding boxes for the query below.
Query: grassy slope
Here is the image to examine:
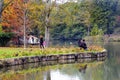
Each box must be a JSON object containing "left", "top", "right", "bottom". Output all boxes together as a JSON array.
[{"left": 0, "top": 46, "right": 104, "bottom": 59}]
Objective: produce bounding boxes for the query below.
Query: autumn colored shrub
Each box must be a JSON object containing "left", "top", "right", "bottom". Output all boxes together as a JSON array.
[{"left": 88, "top": 45, "right": 104, "bottom": 52}]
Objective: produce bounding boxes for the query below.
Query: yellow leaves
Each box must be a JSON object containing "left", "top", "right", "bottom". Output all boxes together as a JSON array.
[
  {"left": 4, "top": 0, "right": 13, "bottom": 4},
  {"left": 88, "top": 45, "right": 104, "bottom": 52},
  {"left": 29, "top": 2, "right": 45, "bottom": 11},
  {"left": 28, "top": 2, "right": 46, "bottom": 27}
]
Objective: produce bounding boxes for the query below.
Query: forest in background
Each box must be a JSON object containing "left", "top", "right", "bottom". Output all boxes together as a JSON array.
[
  {"left": 51, "top": 0, "right": 120, "bottom": 40},
  {"left": 0, "top": 0, "right": 120, "bottom": 46}
]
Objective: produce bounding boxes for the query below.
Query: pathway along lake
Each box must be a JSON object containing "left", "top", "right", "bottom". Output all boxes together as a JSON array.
[{"left": 0, "top": 42, "right": 120, "bottom": 80}]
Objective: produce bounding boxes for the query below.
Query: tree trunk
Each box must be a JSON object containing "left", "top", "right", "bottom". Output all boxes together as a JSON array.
[
  {"left": 45, "top": 3, "right": 50, "bottom": 47},
  {"left": 87, "top": 26, "right": 90, "bottom": 46},
  {"left": 87, "top": 26, "right": 90, "bottom": 37},
  {"left": 45, "top": 26, "right": 50, "bottom": 47},
  {"left": 23, "top": 1, "right": 28, "bottom": 49},
  {"left": 23, "top": 8, "right": 27, "bottom": 49}
]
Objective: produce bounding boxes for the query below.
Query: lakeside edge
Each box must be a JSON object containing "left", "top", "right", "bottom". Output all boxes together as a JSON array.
[{"left": 0, "top": 50, "right": 107, "bottom": 67}]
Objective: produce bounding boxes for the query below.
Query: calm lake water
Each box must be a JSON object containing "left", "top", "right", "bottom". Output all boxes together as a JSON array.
[{"left": 0, "top": 42, "right": 120, "bottom": 80}]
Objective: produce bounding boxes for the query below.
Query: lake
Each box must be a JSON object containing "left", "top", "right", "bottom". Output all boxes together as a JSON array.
[{"left": 0, "top": 42, "right": 120, "bottom": 80}]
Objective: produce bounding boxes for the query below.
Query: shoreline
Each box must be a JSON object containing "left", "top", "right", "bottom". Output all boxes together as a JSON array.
[{"left": 0, "top": 50, "right": 107, "bottom": 68}]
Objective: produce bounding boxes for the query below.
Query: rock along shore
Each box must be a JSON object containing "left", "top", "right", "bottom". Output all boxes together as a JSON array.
[{"left": 0, "top": 50, "right": 107, "bottom": 68}]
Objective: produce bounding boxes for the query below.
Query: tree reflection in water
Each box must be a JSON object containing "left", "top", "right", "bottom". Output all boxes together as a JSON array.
[
  {"left": 0, "top": 60, "right": 105, "bottom": 80},
  {"left": 79, "top": 64, "right": 87, "bottom": 74}
]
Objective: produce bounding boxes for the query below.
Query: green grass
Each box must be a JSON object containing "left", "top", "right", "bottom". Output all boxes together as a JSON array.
[{"left": 0, "top": 46, "right": 105, "bottom": 59}]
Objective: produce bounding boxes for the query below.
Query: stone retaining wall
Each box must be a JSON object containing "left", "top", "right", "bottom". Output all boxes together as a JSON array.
[{"left": 0, "top": 50, "right": 107, "bottom": 67}]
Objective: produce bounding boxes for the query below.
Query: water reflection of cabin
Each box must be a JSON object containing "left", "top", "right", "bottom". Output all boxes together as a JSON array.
[{"left": 28, "top": 35, "right": 39, "bottom": 45}]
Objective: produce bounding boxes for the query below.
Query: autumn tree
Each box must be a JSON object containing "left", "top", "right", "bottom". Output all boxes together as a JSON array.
[
  {"left": 0, "top": 0, "right": 4, "bottom": 21},
  {"left": 0, "top": 0, "right": 14, "bottom": 47},
  {"left": 0, "top": 0, "right": 13, "bottom": 31},
  {"left": 2, "top": 0, "right": 31, "bottom": 48}
]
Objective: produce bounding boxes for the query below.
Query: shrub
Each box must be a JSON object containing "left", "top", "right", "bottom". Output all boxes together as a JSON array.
[{"left": 0, "top": 32, "right": 14, "bottom": 46}]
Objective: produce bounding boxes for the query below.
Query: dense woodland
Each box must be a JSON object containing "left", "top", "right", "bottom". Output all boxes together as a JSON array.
[{"left": 0, "top": 0, "right": 120, "bottom": 46}]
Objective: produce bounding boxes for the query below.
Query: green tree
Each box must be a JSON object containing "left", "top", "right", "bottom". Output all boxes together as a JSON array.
[
  {"left": 91, "top": 0, "right": 117, "bottom": 34},
  {"left": 79, "top": 0, "right": 92, "bottom": 36},
  {"left": 51, "top": 2, "right": 87, "bottom": 40},
  {"left": 29, "top": 0, "right": 57, "bottom": 47},
  {"left": 0, "top": 32, "right": 13, "bottom": 46}
]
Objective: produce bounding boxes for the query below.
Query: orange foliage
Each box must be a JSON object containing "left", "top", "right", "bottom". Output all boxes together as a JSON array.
[{"left": 2, "top": 0, "right": 30, "bottom": 36}]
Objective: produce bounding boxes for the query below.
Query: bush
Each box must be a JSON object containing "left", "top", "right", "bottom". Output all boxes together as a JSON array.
[{"left": 0, "top": 32, "right": 14, "bottom": 46}]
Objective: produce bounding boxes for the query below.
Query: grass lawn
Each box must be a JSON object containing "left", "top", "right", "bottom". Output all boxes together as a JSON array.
[{"left": 0, "top": 46, "right": 104, "bottom": 59}]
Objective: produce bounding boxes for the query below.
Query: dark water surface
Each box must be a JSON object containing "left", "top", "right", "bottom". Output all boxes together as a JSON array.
[{"left": 0, "top": 42, "right": 120, "bottom": 80}]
